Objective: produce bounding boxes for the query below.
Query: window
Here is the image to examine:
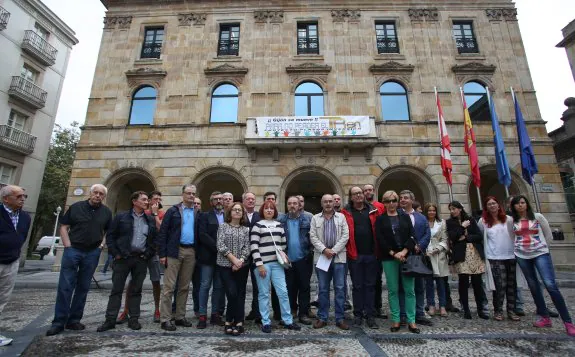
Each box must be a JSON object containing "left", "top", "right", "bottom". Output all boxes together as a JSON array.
[
  {"left": 141, "top": 27, "right": 164, "bottom": 59},
  {"left": 6, "top": 110, "right": 28, "bottom": 139},
  {"left": 375, "top": 22, "right": 399, "bottom": 54},
  {"left": 34, "top": 23, "right": 49, "bottom": 40},
  {"left": 210, "top": 84, "right": 238, "bottom": 123},
  {"left": 129, "top": 86, "right": 157, "bottom": 125},
  {"left": 20, "top": 65, "right": 38, "bottom": 83},
  {"left": 0, "top": 164, "right": 14, "bottom": 185},
  {"left": 295, "top": 82, "right": 324, "bottom": 116},
  {"left": 380, "top": 81, "right": 410, "bottom": 121},
  {"left": 218, "top": 24, "right": 240, "bottom": 56},
  {"left": 297, "top": 23, "right": 319, "bottom": 55},
  {"left": 463, "top": 81, "right": 489, "bottom": 122},
  {"left": 452, "top": 21, "right": 478, "bottom": 54}
]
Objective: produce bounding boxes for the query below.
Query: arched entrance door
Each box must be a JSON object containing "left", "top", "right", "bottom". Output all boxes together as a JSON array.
[
  {"left": 106, "top": 169, "right": 156, "bottom": 214},
  {"left": 281, "top": 167, "right": 341, "bottom": 214},
  {"left": 467, "top": 166, "right": 525, "bottom": 213},
  {"left": 194, "top": 168, "right": 247, "bottom": 212},
  {"left": 377, "top": 166, "right": 438, "bottom": 207}
]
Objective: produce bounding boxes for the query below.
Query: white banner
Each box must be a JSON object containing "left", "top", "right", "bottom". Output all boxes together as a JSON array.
[{"left": 255, "top": 116, "right": 370, "bottom": 138}]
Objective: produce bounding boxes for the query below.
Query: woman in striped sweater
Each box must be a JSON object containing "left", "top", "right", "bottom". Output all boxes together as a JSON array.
[
  {"left": 510, "top": 195, "right": 575, "bottom": 336},
  {"left": 250, "top": 201, "right": 301, "bottom": 333}
]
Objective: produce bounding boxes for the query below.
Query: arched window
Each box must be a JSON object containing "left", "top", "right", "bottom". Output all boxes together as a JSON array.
[
  {"left": 380, "top": 81, "right": 409, "bottom": 121},
  {"left": 129, "top": 86, "right": 157, "bottom": 125},
  {"left": 295, "top": 82, "right": 324, "bottom": 116},
  {"left": 464, "top": 81, "right": 489, "bottom": 122},
  {"left": 210, "top": 84, "right": 239, "bottom": 123}
]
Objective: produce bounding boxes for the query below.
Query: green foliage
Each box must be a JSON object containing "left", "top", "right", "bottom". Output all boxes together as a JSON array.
[{"left": 27, "top": 122, "right": 80, "bottom": 256}]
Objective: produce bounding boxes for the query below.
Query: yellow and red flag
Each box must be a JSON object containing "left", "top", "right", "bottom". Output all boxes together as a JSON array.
[
  {"left": 435, "top": 89, "right": 453, "bottom": 186},
  {"left": 460, "top": 88, "right": 481, "bottom": 188}
]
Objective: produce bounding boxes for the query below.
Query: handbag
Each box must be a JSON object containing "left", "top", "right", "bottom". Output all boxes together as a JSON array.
[
  {"left": 401, "top": 236, "right": 433, "bottom": 277},
  {"left": 267, "top": 226, "right": 291, "bottom": 269}
]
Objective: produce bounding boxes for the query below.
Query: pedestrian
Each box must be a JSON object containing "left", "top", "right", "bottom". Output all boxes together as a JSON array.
[
  {"left": 376, "top": 190, "right": 420, "bottom": 333},
  {"left": 194, "top": 197, "right": 202, "bottom": 212},
  {"left": 217, "top": 202, "right": 251, "bottom": 336},
  {"left": 242, "top": 192, "right": 262, "bottom": 323},
  {"left": 0, "top": 185, "right": 31, "bottom": 346},
  {"left": 158, "top": 184, "right": 199, "bottom": 331},
  {"left": 332, "top": 193, "right": 352, "bottom": 311},
  {"left": 46, "top": 184, "right": 113, "bottom": 336},
  {"left": 222, "top": 192, "right": 234, "bottom": 210},
  {"left": 423, "top": 203, "right": 449, "bottom": 317},
  {"left": 341, "top": 186, "right": 381, "bottom": 329},
  {"left": 310, "top": 194, "right": 350, "bottom": 330},
  {"left": 296, "top": 195, "right": 313, "bottom": 217},
  {"left": 97, "top": 191, "right": 157, "bottom": 332},
  {"left": 196, "top": 191, "right": 226, "bottom": 328},
  {"left": 278, "top": 196, "right": 313, "bottom": 325},
  {"left": 251, "top": 201, "right": 301, "bottom": 333},
  {"left": 509, "top": 195, "right": 575, "bottom": 336},
  {"left": 446, "top": 201, "right": 488, "bottom": 320}
]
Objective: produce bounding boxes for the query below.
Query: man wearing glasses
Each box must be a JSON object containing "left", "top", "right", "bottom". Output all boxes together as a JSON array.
[
  {"left": 0, "top": 185, "right": 31, "bottom": 346},
  {"left": 158, "top": 184, "right": 199, "bottom": 331},
  {"left": 47, "top": 184, "right": 113, "bottom": 336}
]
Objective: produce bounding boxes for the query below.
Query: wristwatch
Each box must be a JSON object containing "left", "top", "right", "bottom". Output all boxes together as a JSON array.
[{"left": 152, "top": 212, "right": 158, "bottom": 216}]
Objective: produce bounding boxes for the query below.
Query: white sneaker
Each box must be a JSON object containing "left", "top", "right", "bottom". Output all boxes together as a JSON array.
[{"left": 0, "top": 335, "right": 13, "bottom": 346}]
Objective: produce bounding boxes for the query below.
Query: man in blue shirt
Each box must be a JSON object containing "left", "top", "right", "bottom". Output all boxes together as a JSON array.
[{"left": 157, "top": 184, "right": 199, "bottom": 331}]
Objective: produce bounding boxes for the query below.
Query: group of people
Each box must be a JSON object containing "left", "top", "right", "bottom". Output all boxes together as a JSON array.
[{"left": 0, "top": 182, "right": 573, "bottom": 347}]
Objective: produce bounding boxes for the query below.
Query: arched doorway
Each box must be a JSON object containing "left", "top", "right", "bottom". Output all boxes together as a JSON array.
[
  {"left": 467, "top": 166, "right": 526, "bottom": 213},
  {"left": 105, "top": 168, "right": 157, "bottom": 214},
  {"left": 376, "top": 166, "right": 438, "bottom": 207},
  {"left": 281, "top": 167, "right": 342, "bottom": 214},
  {"left": 194, "top": 168, "right": 247, "bottom": 212}
]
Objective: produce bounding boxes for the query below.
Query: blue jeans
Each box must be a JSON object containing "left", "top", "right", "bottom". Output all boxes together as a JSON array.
[
  {"left": 517, "top": 254, "right": 572, "bottom": 323},
  {"left": 254, "top": 262, "right": 292, "bottom": 326},
  {"left": 52, "top": 247, "right": 101, "bottom": 327},
  {"left": 198, "top": 264, "right": 225, "bottom": 316},
  {"left": 400, "top": 276, "right": 426, "bottom": 318},
  {"left": 316, "top": 262, "right": 346, "bottom": 323},
  {"left": 102, "top": 254, "right": 113, "bottom": 273},
  {"left": 425, "top": 277, "right": 447, "bottom": 308}
]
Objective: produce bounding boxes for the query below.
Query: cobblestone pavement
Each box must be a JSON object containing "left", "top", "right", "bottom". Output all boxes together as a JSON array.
[{"left": 1, "top": 285, "right": 575, "bottom": 356}]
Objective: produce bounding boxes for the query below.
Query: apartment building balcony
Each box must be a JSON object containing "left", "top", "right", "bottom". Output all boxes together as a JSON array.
[
  {"left": 21, "top": 30, "right": 58, "bottom": 66},
  {"left": 0, "top": 6, "right": 9, "bottom": 31},
  {"left": 0, "top": 125, "right": 37, "bottom": 155},
  {"left": 8, "top": 76, "right": 47, "bottom": 109}
]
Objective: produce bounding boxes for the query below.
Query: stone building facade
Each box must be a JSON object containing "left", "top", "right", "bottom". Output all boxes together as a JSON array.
[{"left": 66, "top": 0, "right": 573, "bottom": 267}]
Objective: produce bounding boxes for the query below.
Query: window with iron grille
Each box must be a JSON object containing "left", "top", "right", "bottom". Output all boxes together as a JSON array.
[
  {"left": 141, "top": 27, "right": 164, "bottom": 59},
  {"left": 218, "top": 24, "right": 240, "bottom": 56},
  {"left": 452, "top": 21, "right": 478, "bottom": 54},
  {"left": 297, "top": 23, "right": 319, "bottom": 55},
  {"left": 375, "top": 22, "right": 399, "bottom": 54}
]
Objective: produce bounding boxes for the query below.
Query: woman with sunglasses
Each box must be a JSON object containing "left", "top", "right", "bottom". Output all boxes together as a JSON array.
[
  {"left": 510, "top": 195, "right": 575, "bottom": 336},
  {"left": 375, "top": 191, "right": 420, "bottom": 333},
  {"left": 250, "top": 201, "right": 301, "bottom": 333},
  {"left": 216, "top": 202, "right": 251, "bottom": 335},
  {"left": 446, "top": 201, "right": 488, "bottom": 320},
  {"left": 423, "top": 203, "right": 449, "bottom": 317}
]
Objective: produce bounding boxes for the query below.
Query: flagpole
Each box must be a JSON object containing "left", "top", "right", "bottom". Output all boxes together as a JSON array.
[
  {"left": 460, "top": 86, "right": 482, "bottom": 210},
  {"left": 486, "top": 86, "right": 510, "bottom": 200},
  {"left": 436, "top": 86, "right": 454, "bottom": 202},
  {"left": 511, "top": 87, "right": 541, "bottom": 212}
]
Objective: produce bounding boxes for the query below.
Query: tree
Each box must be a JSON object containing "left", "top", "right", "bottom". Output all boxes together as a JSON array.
[{"left": 27, "top": 122, "right": 80, "bottom": 256}]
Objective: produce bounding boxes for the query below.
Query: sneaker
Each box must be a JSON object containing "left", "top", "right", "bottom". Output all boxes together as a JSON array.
[
  {"left": 175, "top": 318, "right": 193, "bottom": 327},
  {"left": 366, "top": 317, "right": 379, "bottom": 329},
  {"left": 0, "top": 335, "right": 13, "bottom": 347},
  {"left": 153, "top": 310, "right": 161, "bottom": 323},
  {"left": 533, "top": 316, "right": 552, "bottom": 328},
  {"left": 565, "top": 322, "right": 575, "bottom": 337},
  {"left": 128, "top": 319, "right": 142, "bottom": 330},
  {"left": 284, "top": 323, "right": 301, "bottom": 331},
  {"left": 261, "top": 324, "right": 272, "bottom": 333},
  {"left": 116, "top": 311, "right": 129, "bottom": 325},
  {"left": 197, "top": 315, "right": 207, "bottom": 329},
  {"left": 65, "top": 322, "right": 85, "bottom": 330},
  {"left": 45, "top": 326, "right": 64, "bottom": 336},
  {"left": 161, "top": 321, "right": 176, "bottom": 331},
  {"left": 514, "top": 309, "right": 526, "bottom": 317},
  {"left": 97, "top": 320, "right": 116, "bottom": 332}
]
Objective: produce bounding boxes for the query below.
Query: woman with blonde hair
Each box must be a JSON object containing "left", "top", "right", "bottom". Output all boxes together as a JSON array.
[{"left": 423, "top": 203, "right": 449, "bottom": 317}]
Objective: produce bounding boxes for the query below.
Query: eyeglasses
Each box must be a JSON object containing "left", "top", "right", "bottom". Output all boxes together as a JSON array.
[
  {"left": 351, "top": 192, "right": 363, "bottom": 196},
  {"left": 231, "top": 208, "right": 243, "bottom": 213},
  {"left": 383, "top": 199, "right": 398, "bottom": 203},
  {"left": 12, "top": 194, "right": 28, "bottom": 199},
  {"left": 184, "top": 192, "right": 196, "bottom": 196}
]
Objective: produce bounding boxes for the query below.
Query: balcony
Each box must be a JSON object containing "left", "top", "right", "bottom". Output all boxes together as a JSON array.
[
  {"left": 21, "top": 30, "right": 58, "bottom": 66},
  {"left": 0, "top": 125, "right": 37, "bottom": 155},
  {"left": 8, "top": 76, "right": 47, "bottom": 109},
  {"left": 0, "top": 6, "right": 9, "bottom": 31}
]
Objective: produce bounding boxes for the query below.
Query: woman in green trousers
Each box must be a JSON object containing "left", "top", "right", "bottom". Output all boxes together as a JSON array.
[{"left": 375, "top": 190, "right": 420, "bottom": 334}]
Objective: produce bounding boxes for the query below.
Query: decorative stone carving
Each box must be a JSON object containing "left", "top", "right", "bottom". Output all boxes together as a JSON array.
[
  {"left": 286, "top": 62, "right": 332, "bottom": 74},
  {"left": 451, "top": 62, "right": 496, "bottom": 75},
  {"left": 365, "top": 147, "right": 373, "bottom": 162},
  {"left": 369, "top": 62, "right": 415, "bottom": 75},
  {"left": 117, "top": 16, "right": 132, "bottom": 29},
  {"left": 343, "top": 147, "right": 350, "bottom": 161},
  {"left": 331, "top": 9, "right": 361, "bottom": 22},
  {"left": 103, "top": 16, "right": 132, "bottom": 30},
  {"left": 254, "top": 10, "right": 284, "bottom": 23},
  {"left": 178, "top": 13, "right": 207, "bottom": 26},
  {"left": 320, "top": 147, "right": 327, "bottom": 158},
  {"left": 295, "top": 147, "right": 302, "bottom": 159},
  {"left": 125, "top": 67, "right": 167, "bottom": 90},
  {"left": 193, "top": 13, "right": 207, "bottom": 26},
  {"left": 103, "top": 16, "right": 117, "bottom": 29},
  {"left": 204, "top": 64, "right": 249, "bottom": 86},
  {"left": 408, "top": 8, "right": 439, "bottom": 22},
  {"left": 485, "top": 8, "right": 518, "bottom": 21}
]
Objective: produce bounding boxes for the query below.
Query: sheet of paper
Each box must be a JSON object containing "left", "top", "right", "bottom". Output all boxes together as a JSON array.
[{"left": 316, "top": 254, "right": 333, "bottom": 272}]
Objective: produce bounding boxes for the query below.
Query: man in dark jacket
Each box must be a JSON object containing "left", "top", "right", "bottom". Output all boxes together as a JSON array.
[
  {"left": 97, "top": 191, "right": 157, "bottom": 332},
  {"left": 243, "top": 192, "right": 262, "bottom": 322},
  {"left": 0, "top": 185, "right": 31, "bottom": 346},
  {"left": 196, "top": 191, "right": 225, "bottom": 328},
  {"left": 157, "top": 184, "right": 199, "bottom": 331}
]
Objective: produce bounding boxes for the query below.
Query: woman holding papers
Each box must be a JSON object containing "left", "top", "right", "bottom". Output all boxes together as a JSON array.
[{"left": 375, "top": 190, "right": 419, "bottom": 334}]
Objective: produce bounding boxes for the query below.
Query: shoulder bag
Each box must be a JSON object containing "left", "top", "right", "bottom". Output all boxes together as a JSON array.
[
  {"left": 401, "top": 236, "right": 433, "bottom": 277},
  {"left": 267, "top": 225, "right": 291, "bottom": 269}
]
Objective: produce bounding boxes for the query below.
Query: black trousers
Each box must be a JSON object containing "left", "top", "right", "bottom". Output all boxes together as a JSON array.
[
  {"left": 218, "top": 265, "right": 249, "bottom": 324},
  {"left": 285, "top": 254, "right": 313, "bottom": 317},
  {"left": 458, "top": 273, "right": 487, "bottom": 312},
  {"left": 375, "top": 262, "right": 383, "bottom": 310},
  {"left": 348, "top": 254, "right": 378, "bottom": 318},
  {"left": 443, "top": 276, "right": 454, "bottom": 307},
  {"left": 105, "top": 256, "right": 148, "bottom": 320}
]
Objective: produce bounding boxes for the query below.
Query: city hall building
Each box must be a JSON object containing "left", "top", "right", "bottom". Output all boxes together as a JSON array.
[{"left": 66, "top": 0, "right": 574, "bottom": 267}]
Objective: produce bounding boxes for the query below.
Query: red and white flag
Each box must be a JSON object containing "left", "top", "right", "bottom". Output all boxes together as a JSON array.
[{"left": 436, "top": 89, "right": 453, "bottom": 186}]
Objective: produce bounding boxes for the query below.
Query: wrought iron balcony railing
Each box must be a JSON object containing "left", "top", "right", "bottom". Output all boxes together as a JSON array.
[
  {"left": 8, "top": 76, "right": 47, "bottom": 109},
  {"left": 0, "top": 6, "right": 10, "bottom": 31},
  {"left": 21, "top": 30, "right": 58, "bottom": 66},
  {"left": 455, "top": 37, "right": 479, "bottom": 54},
  {"left": 0, "top": 125, "right": 37, "bottom": 155},
  {"left": 376, "top": 37, "right": 399, "bottom": 54},
  {"left": 297, "top": 37, "right": 319, "bottom": 55}
]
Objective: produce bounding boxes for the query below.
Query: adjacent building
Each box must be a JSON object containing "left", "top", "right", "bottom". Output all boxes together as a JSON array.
[
  {"left": 66, "top": 0, "right": 574, "bottom": 267},
  {"left": 0, "top": 0, "right": 78, "bottom": 260}
]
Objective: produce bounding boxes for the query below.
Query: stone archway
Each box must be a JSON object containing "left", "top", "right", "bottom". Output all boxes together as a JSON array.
[
  {"left": 193, "top": 167, "right": 248, "bottom": 212},
  {"left": 467, "top": 165, "right": 527, "bottom": 213},
  {"left": 280, "top": 166, "right": 342, "bottom": 214},
  {"left": 376, "top": 165, "right": 438, "bottom": 207},
  {"left": 105, "top": 168, "right": 157, "bottom": 214}
]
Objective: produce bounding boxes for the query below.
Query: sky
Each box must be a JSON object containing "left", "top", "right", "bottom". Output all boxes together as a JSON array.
[{"left": 43, "top": 0, "right": 575, "bottom": 132}]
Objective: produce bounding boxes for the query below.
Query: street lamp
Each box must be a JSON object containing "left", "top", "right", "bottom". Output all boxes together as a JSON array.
[{"left": 48, "top": 206, "right": 62, "bottom": 257}]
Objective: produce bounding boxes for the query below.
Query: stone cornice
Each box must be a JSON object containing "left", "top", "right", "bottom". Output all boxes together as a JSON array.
[
  {"left": 125, "top": 67, "right": 167, "bottom": 90},
  {"left": 285, "top": 62, "right": 332, "bottom": 74},
  {"left": 408, "top": 8, "right": 439, "bottom": 22},
  {"left": 485, "top": 8, "right": 518, "bottom": 21},
  {"left": 369, "top": 61, "right": 415, "bottom": 74},
  {"left": 204, "top": 64, "right": 249, "bottom": 76},
  {"left": 254, "top": 10, "right": 284, "bottom": 23},
  {"left": 451, "top": 62, "right": 496, "bottom": 75},
  {"left": 177, "top": 13, "right": 207, "bottom": 26},
  {"left": 331, "top": 9, "right": 361, "bottom": 23},
  {"left": 103, "top": 16, "right": 132, "bottom": 30}
]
